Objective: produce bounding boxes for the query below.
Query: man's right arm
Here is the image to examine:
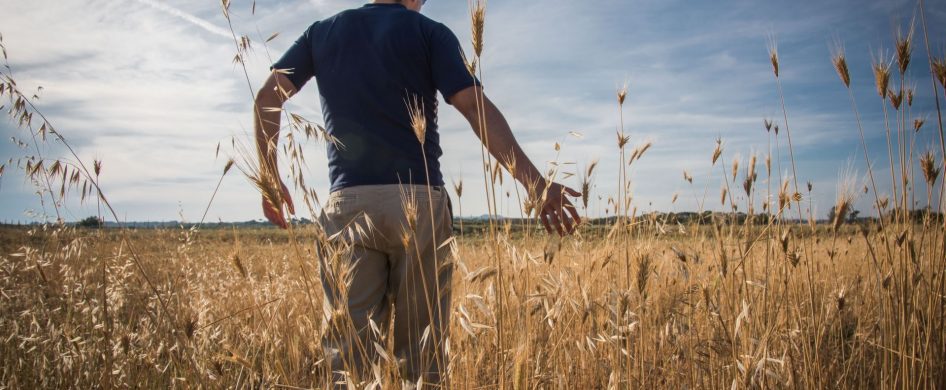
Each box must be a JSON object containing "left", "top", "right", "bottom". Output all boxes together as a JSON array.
[{"left": 450, "top": 86, "right": 581, "bottom": 236}]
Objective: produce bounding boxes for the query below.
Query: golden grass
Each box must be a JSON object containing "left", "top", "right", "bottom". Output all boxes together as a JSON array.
[
  {"left": 1, "top": 1, "right": 946, "bottom": 388},
  {"left": 0, "top": 220, "right": 942, "bottom": 388}
]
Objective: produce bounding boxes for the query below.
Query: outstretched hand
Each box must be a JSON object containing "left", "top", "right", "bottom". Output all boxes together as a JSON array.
[
  {"left": 538, "top": 182, "right": 582, "bottom": 236},
  {"left": 262, "top": 180, "right": 295, "bottom": 229}
]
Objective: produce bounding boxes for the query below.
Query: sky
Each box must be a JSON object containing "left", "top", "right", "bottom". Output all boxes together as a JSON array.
[{"left": 0, "top": 0, "right": 944, "bottom": 223}]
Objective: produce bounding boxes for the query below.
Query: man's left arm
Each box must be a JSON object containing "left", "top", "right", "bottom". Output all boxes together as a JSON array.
[{"left": 254, "top": 72, "right": 298, "bottom": 229}]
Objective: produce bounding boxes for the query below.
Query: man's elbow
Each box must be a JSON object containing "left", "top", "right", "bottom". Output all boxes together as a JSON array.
[
  {"left": 254, "top": 89, "right": 283, "bottom": 112},
  {"left": 449, "top": 86, "right": 483, "bottom": 118}
]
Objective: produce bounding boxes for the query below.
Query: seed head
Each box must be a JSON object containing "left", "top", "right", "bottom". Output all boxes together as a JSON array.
[
  {"left": 464, "top": 54, "right": 478, "bottom": 77},
  {"left": 743, "top": 154, "right": 757, "bottom": 195},
  {"left": 580, "top": 159, "right": 599, "bottom": 208},
  {"left": 683, "top": 170, "right": 693, "bottom": 184},
  {"left": 831, "top": 45, "right": 851, "bottom": 88},
  {"left": 452, "top": 179, "right": 463, "bottom": 198},
  {"left": 406, "top": 95, "right": 426, "bottom": 146},
  {"left": 887, "top": 90, "right": 902, "bottom": 110},
  {"left": 93, "top": 159, "right": 103, "bottom": 177},
  {"left": 617, "top": 83, "right": 628, "bottom": 106},
  {"left": 616, "top": 132, "right": 630, "bottom": 149},
  {"left": 920, "top": 151, "right": 940, "bottom": 186},
  {"left": 832, "top": 175, "right": 856, "bottom": 232},
  {"left": 778, "top": 179, "right": 791, "bottom": 211},
  {"left": 872, "top": 52, "right": 892, "bottom": 98},
  {"left": 913, "top": 118, "right": 925, "bottom": 132},
  {"left": 768, "top": 40, "right": 780, "bottom": 78},
  {"left": 629, "top": 141, "right": 652, "bottom": 164},
  {"left": 894, "top": 25, "right": 913, "bottom": 75},
  {"left": 470, "top": 0, "right": 486, "bottom": 58},
  {"left": 933, "top": 57, "right": 946, "bottom": 88},
  {"left": 835, "top": 288, "right": 847, "bottom": 312},
  {"left": 712, "top": 138, "right": 723, "bottom": 165},
  {"left": 763, "top": 118, "right": 773, "bottom": 132}
]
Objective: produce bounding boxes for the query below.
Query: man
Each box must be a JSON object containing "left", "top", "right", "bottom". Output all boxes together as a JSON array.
[{"left": 253, "top": 0, "right": 581, "bottom": 385}]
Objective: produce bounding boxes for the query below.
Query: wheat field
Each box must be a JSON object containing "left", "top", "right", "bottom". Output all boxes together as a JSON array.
[{"left": 2, "top": 0, "right": 946, "bottom": 388}]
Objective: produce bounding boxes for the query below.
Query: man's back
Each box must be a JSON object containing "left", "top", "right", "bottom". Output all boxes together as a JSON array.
[
  {"left": 255, "top": 2, "right": 581, "bottom": 385},
  {"left": 273, "top": 3, "right": 477, "bottom": 192}
]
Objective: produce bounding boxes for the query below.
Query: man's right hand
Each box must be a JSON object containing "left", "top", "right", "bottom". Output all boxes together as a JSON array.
[
  {"left": 450, "top": 86, "right": 582, "bottom": 236},
  {"left": 538, "top": 181, "right": 582, "bottom": 236},
  {"left": 262, "top": 180, "right": 295, "bottom": 229}
]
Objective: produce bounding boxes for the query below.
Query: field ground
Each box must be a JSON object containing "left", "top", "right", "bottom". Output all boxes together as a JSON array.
[{"left": 1, "top": 219, "right": 943, "bottom": 388}]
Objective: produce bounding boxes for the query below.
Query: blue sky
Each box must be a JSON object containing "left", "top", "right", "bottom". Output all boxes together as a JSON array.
[{"left": 1, "top": 0, "right": 944, "bottom": 223}]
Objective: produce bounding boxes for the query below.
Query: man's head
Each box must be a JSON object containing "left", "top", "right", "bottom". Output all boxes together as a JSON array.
[{"left": 376, "top": 0, "right": 425, "bottom": 12}]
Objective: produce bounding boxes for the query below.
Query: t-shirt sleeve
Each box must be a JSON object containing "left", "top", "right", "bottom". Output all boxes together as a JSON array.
[
  {"left": 429, "top": 23, "right": 481, "bottom": 104},
  {"left": 270, "top": 23, "right": 318, "bottom": 91}
]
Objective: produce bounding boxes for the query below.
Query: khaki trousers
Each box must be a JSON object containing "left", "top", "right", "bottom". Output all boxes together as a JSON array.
[{"left": 316, "top": 184, "right": 454, "bottom": 387}]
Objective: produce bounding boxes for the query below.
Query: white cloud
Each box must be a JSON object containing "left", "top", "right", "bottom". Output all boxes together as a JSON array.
[{"left": 130, "top": 0, "right": 232, "bottom": 39}]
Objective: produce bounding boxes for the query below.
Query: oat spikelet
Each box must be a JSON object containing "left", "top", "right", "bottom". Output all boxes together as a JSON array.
[
  {"left": 763, "top": 118, "right": 773, "bottom": 132},
  {"left": 933, "top": 56, "right": 946, "bottom": 88},
  {"left": 720, "top": 186, "right": 728, "bottom": 206},
  {"left": 616, "top": 131, "right": 630, "bottom": 149},
  {"left": 406, "top": 95, "right": 426, "bottom": 146},
  {"left": 913, "top": 118, "right": 925, "bottom": 133},
  {"left": 920, "top": 151, "right": 940, "bottom": 185},
  {"left": 831, "top": 44, "right": 851, "bottom": 88},
  {"left": 887, "top": 90, "right": 902, "bottom": 110},
  {"left": 683, "top": 170, "right": 693, "bottom": 184},
  {"left": 894, "top": 24, "right": 913, "bottom": 75},
  {"left": 768, "top": 38, "right": 780, "bottom": 78},
  {"left": 731, "top": 157, "right": 739, "bottom": 182},
  {"left": 778, "top": 179, "right": 791, "bottom": 211},
  {"left": 872, "top": 51, "right": 892, "bottom": 98},
  {"left": 636, "top": 254, "right": 652, "bottom": 298},
  {"left": 462, "top": 50, "right": 478, "bottom": 76},
  {"left": 230, "top": 251, "right": 248, "bottom": 278},
  {"left": 400, "top": 187, "right": 419, "bottom": 232},
  {"left": 617, "top": 82, "right": 628, "bottom": 106},
  {"left": 93, "top": 159, "right": 103, "bottom": 177},
  {"left": 580, "top": 159, "right": 599, "bottom": 208},
  {"left": 743, "top": 154, "right": 757, "bottom": 195},
  {"left": 832, "top": 174, "right": 856, "bottom": 231},
  {"left": 469, "top": 0, "right": 486, "bottom": 58},
  {"left": 629, "top": 141, "right": 652, "bottom": 164},
  {"left": 452, "top": 179, "right": 463, "bottom": 198},
  {"left": 711, "top": 138, "right": 723, "bottom": 165}
]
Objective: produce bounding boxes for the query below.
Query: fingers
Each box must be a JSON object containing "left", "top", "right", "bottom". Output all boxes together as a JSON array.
[
  {"left": 548, "top": 208, "right": 565, "bottom": 236},
  {"left": 285, "top": 195, "right": 296, "bottom": 215},
  {"left": 564, "top": 186, "right": 582, "bottom": 198},
  {"left": 564, "top": 199, "right": 582, "bottom": 228},
  {"left": 262, "top": 198, "right": 288, "bottom": 229},
  {"left": 559, "top": 208, "right": 574, "bottom": 233},
  {"left": 281, "top": 183, "right": 296, "bottom": 215},
  {"left": 540, "top": 212, "right": 553, "bottom": 234}
]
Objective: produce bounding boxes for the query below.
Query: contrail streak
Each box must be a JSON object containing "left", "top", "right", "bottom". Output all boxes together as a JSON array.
[{"left": 131, "top": 0, "right": 232, "bottom": 39}]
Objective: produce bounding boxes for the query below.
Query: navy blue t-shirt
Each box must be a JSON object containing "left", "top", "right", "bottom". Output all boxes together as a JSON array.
[{"left": 272, "top": 3, "right": 479, "bottom": 192}]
